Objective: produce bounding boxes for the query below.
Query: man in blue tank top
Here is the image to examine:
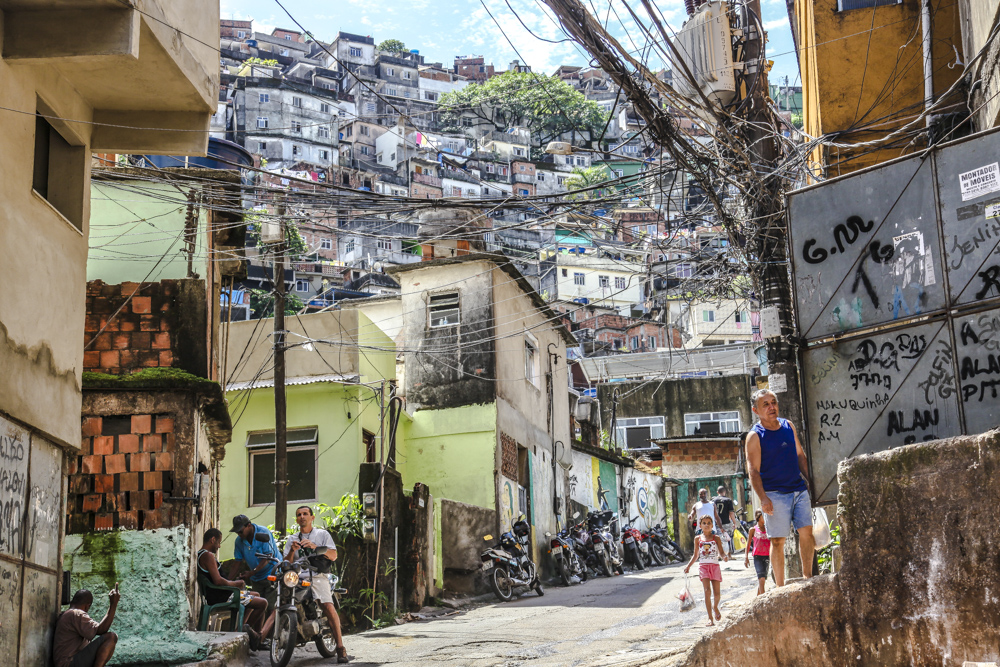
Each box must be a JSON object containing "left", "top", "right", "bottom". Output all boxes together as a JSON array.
[{"left": 745, "top": 389, "right": 814, "bottom": 586}]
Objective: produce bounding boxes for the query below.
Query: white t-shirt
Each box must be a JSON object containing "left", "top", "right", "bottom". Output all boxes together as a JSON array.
[
  {"left": 283, "top": 526, "right": 336, "bottom": 579},
  {"left": 694, "top": 500, "right": 717, "bottom": 532}
]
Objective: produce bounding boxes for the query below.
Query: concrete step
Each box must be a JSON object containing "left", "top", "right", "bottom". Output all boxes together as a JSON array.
[{"left": 175, "top": 632, "right": 249, "bottom": 667}]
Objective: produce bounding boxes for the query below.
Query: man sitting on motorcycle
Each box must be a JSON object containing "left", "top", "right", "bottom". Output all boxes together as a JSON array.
[{"left": 285, "top": 506, "right": 349, "bottom": 664}]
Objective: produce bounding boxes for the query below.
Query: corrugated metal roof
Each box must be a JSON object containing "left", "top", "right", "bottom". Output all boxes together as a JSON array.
[
  {"left": 226, "top": 373, "right": 360, "bottom": 392},
  {"left": 578, "top": 345, "right": 755, "bottom": 382}
]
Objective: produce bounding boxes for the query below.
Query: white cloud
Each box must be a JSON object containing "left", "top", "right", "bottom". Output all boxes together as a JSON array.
[{"left": 763, "top": 18, "right": 788, "bottom": 31}]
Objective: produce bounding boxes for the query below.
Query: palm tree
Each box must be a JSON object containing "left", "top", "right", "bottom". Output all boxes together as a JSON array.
[{"left": 565, "top": 165, "right": 612, "bottom": 199}]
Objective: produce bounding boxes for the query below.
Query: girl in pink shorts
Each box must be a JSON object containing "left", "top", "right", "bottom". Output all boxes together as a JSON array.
[{"left": 684, "top": 515, "right": 729, "bottom": 625}]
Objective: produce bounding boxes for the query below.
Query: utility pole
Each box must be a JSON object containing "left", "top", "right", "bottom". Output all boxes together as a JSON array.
[{"left": 273, "top": 197, "right": 288, "bottom": 535}]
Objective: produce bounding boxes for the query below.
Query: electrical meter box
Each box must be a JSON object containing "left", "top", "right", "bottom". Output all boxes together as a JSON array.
[
  {"left": 362, "top": 492, "right": 377, "bottom": 517},
  {"left": 673, "top": 1, "right": 737, "bottom": 107}
]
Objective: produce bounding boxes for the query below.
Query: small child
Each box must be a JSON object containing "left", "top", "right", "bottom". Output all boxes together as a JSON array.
[
  {"left": 743, "top": 509, "right": 771, "bottom": 596},
  {"left": 684, "top": 515, "right": 729, "bottom": 626}
]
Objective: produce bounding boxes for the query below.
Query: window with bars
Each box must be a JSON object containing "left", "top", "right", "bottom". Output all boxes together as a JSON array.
[
  {"left": 684, "top": 411, "right": 741, "bottom": 435},
  {"left": 428, "top": 292, "right": 460, "bottom": 328},
  {"left": 614, "top": 276, "right": 626, "bottom": 290},
  {"left": 349, "top": 47, "right": 363, "bottom": 57}
]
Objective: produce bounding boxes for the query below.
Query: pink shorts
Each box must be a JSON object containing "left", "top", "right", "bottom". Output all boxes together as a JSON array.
[{"left": 699, "top": 563, "right": 722, "bottom": 581}]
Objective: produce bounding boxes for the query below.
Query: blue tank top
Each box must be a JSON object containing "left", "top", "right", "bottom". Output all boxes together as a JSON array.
[{"left": 753, "top": 419, "right": 807, "bottom": 493}]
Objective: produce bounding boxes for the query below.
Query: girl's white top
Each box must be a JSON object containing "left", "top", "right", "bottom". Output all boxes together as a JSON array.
[{"left": 698, "top": 535, "right": 720, "bottom": 564}]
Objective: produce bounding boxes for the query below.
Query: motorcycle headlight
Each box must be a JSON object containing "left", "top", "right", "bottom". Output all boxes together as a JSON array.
[{"left": 282, "top": 570, "right": 300, "bottom": 587}]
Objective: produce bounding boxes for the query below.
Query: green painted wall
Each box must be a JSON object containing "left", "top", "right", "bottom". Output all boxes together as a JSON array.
[
  {"left": 88, "top": 180, "right": 209, "bottom": 283},
  {"left": 220, "top": 381, "right": 379, "bottom": 553},
  {"left": 398, "top": 404, "right": 498, "bottom": 512},
  {"left": 62, "top": 527, "right": 208, "bottom": 665},
  {"left": 598, "top": 459, "right": 619, "bottom": 512}
]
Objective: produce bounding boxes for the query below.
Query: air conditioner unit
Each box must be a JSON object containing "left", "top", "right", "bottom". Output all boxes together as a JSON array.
[{"left": 672, "top": 1, "right": 737, "bottom": 107}]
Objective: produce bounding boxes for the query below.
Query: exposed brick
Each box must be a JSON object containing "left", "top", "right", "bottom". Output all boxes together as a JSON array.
[
  {"left": 152, "top": 332, "right": 171, "bottom": 350},
  {"left": 132, "top": 415, "right": 152, "bottom": 434},
  {"left": 82, "top": 495, "right": 102, "bottom": 513},
  {"left": 162, "top": 433, "right": 175, "bottom": 452},
  {"left": 118, "top": 510, "right": 139, "bottom": 530},
  {"left": 83, "top": 351, "right": 101, "bottom": 369},
  {"left": 80, "top": 438, "right": 92, "bottom": 455},
  {"left": 104, "top": 454, "right": 126, "bottom": 475},
  {"left": 67, "top": 458, "right": 78, "bottom": 476},
  {"left": 155, "top": 416, "right": 174, "bottom": 434},
  {"left": 139, "top": 316, "right": 158, "bottom": 331},
  {"left": 129, "top": 491, "right": 150, "bottom": 511},
  {"left": 93, "top": 474, "right": 115, "bottom": 494},
  {"left": 153, "top": 452, "right": 173, "bottom": 471},
  {"left": 143, "top": 434, "right": 162, "bottom": 452},
  {"left": 153, "top": 490, "right": 164, "bottom": 509},
  {"left": 94, "top": 514, "right": 114, "bottom": 531},
  {"left": 112, "top": 333, "right": 131, "bottom": 349},
  {"left": 120, "top": 320, "right": 137, "bottom": 332},
  {"left": 99, "top": 351, "right": 120, "bottom": 369},
  {"left": 140, "top": 351, "right": 160, "bottom": 367},
  {"left": 120, "top": 282, "right": 140, "bottom": 297},
  {"left": 67, "top": 513, "right": 92, "bottom": 534},
  {"left": 118, "top": 433, "right": 140, "bottom": 453},
  {"left": 143, "top": 509, "right": 165, "bottom": 529},
  {"left": 158, "top": 351, "right": 174, "bottom": 366},
  {"left": 92, "top": 333, "right": 113, "bottom": 351},
  {"left": 129, "top": 452, "right": 151, "bottom": 472},
  {"left": 132, "top": 332, "right": 151, "bottom": 349},
  {"left": 119, "top": 472, "right": 140, "bottom": 492},
  {"left": 80, "top": 455, "right": 102, "bottom": 475},
  {"left": 119, "top": 350, "right": 138, "bottom": 369},
  {"left": 82, "top": 417, "right": 102, "bottom": 437},
  {"left": 143, "top": 471, "right": 163, "bottom": 491},
  {"left": 102, "top": 317, "right": 120, "bottom": 333},
  {"left": 158, "top": 319, "right": 171, "bottom": 331},
  {"left": 106, "top": 493, "right": 126, "bottom": 512},
  {"left": 132, "top": 296, "right": 152, "bottom": 314},
  {"left": 93, "top": 436, "right": 115, "bottom": 455}
]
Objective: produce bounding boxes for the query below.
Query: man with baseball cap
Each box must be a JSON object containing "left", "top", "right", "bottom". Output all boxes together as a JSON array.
[{"left": 231, "top": 514, "right": 281, "bottom": 612}]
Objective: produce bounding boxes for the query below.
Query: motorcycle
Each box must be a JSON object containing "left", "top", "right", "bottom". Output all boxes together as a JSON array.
[
  {"left": 257, "top": 542, "right": 346, "bottom": 667},
  {"left": 480, "top": 514, "right": 544, "bottom": 601},
  {"left": 649, "top": 523, "right": 685, "bottom": 563},
  {"left": 587, "top": 510, "right": 624, "bottom": 576},
  {"left": 570, "top": 520, "right": 606, "bottom": 577},
  {"left": 545, "top": 513, "right": 587, "bottom": 586},
  {"left": 621, "top": 523, "right": 646, "bottom": 571}
]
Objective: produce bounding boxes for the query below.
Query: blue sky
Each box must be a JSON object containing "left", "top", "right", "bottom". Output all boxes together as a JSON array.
[{"left": 223, "top": 0, "right": 800, "bottom": 89}]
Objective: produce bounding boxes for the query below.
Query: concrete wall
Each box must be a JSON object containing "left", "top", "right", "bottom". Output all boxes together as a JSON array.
[
  {"left": 677, "top": 429, "right": 1000, "bottom": 666},
  {"left": 620, "top": 465, "right": 668, "bottom": 532},
  {"left": 598, "top": 375, "right": 753, "bottom": 439}
]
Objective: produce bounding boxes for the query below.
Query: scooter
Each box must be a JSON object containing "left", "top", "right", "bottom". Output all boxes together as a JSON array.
[
  {"left": 480, "top": 515, "right": 544, "bottom": 601},
  {"left": 545, "top": 513, "right": 587, "bottom": 586}
]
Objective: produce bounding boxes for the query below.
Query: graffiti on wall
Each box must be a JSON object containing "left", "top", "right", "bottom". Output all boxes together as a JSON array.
[{"left": 499, "top": 476, "right": 517, "bottom": 533}]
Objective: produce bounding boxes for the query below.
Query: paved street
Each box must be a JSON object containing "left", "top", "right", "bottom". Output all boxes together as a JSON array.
[{"left": 250, "top": 560, "right": 758, "bottom": 666}]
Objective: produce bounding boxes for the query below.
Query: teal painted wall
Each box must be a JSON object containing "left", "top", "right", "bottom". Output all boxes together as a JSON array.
[
  {"left": 62, "top": 527, "right": 208, "bottom": 665},
  {"left": 598, "top": 459, "right": 618, "bottom": 512}
]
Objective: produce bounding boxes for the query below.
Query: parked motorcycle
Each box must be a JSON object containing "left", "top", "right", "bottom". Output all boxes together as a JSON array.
[
  {"left": 587, "top": 510, "right": 624, "bottom": 576},
  {"left": 621, "top": 523, "right": 646, "bottom": 571},
  {"left": 570, "top": 520, "right": 607, "bottom": 577},
  {"left": 256, "top": 540, "right": 346, "bottom": 667},
  {"left": 649, "top": 523, "right": 685, "bottom": 563},
  {"left": 545, "top": 513, "right": 587, "bottom": 586},
  {"left": 480, "top": 515, "right": 544, "bottom": 601}
]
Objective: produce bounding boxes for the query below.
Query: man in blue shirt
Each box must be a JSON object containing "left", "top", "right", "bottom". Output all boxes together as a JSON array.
[{"left": 231, "top": 514, "right": 280, "bottom": 612}]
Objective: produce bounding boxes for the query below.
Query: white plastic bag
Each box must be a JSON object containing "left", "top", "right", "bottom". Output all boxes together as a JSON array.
[
  {"left": 812, "top": 507, "right": 832, "bottom": 549},
  {"left": 677, "top": 576, "right": 697, "bottom": 612}
]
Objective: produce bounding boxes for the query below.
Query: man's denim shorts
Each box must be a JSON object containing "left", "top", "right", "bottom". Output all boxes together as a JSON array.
[{"left": 763, "top": 490, "right": 811, "bottom": 538}]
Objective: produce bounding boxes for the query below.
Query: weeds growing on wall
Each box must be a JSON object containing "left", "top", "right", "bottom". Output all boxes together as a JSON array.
[{"left": 817, "top": 524, "right": 841, "bottom": 574}]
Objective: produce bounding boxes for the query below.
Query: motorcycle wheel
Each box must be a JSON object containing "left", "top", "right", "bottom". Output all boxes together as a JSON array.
[
  {"left": 669, "top": 540, "right": 686, "bottom": 561},
  {"left": 535, "top": 581, "right": 544, "bottom": 596},
  {"left": 315, "top": 630, "right": 337, "bottom": 659},
  {"left": 600, "top": 550, "right": 613, "bottom": 577},
  {"left": 270, "top": 611, "right": 297, "bottom": 667},
  {"left": 632, "top": 545, "right": 646, "bottom": 570},
  {"left": 650, "top": 542, "right": 667, "bottom": 566},
  {"left": 489, "top": 566, "right": 515, "bottom": 602},
  {"left": 557, "top": 558, "right": 572, "bottom": 587}
]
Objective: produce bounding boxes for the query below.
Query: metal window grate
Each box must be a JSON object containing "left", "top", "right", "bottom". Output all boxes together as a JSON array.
[{"left": 837, "top": 0, "right": 900, "bottom": 10}]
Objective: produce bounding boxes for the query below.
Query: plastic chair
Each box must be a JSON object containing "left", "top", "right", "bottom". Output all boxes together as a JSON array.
[{"left": 196, "top": 572, "right": 245, "bottom": 631}]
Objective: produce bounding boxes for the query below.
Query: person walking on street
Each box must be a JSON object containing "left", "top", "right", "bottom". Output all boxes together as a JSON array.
[
  {"left": 712, "top": 486, "right": 737, "bottom": 553},
  {"left": 745, "top": 389, "right": 815, "bottom": 586},
  {"left": 743, "top": 509, "right": 771, "bottom": 595},
  {"left": 684, "top": 516, "right": 729, "bottom": 626},
  {"left": 231, "top": 514, "right": 281, "bottom": 613},
  {"left": 53, "top": 587, "right": 120, "bottom": 667},
  {"left": 687, "top": 488, "right": 723, "bottom": 537}
]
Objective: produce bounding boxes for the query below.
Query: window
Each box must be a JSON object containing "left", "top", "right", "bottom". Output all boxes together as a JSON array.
[
  {"left": 573, "top": 272, "right": 585, "bottom": 286},
  {"left": 319, "top": 150, "right": 330, "bottom": 160},
  {"left": 648, "top": 335, "right": 657, "bottom": 350},
  {"left": 389, "top": 152, "right": 396, "bottom": 162},
  {"left": 703, "top": 310, "right": 715, "bottom": 323},
  {"left": 237, "top": 30, "right": 246, "bottom": 38},
  {"left": 320, "top": 103, "right": 332, "bottom": 113},
  {"left": 291, "top": 121, "right": 302, "bottom": 133},
  {"left": 377, "top": 238, "right": 392, "bottom": 250},
  {"left": 403, "top": 91, "right": 410, "bottom": 98},
  {"left": 247, "top": 428, "right": 318, "bottom": 505},
  {"left": 403, "top": 70, "right": 412, "bottom": 80},
  {"left": 614, "top": 276, "right": 626, "bottom": 290},
  {"left": 576, "top": 157, "right": 586, "bottom": 166},
  {"left": 684, "top": 411, "right": 741, "bottom": 435},
  {"left": 734, "top": 310, "right": 750, "bottom": 324},
  {"left": 292, "top": 144, "right": 300, "bottom": 156},
  {"left": 346, "top": 126, "right": 353, "bottom": 137},
  {"left": 561, "top": 269, "right": 568, "bottom": 277},
  {"left": 349, "top": 47, "right": 363, "bottom": 57},
  {"left": 837, "top": 0, "right": 900, "bottom": 9},
  {"left": 320, "top": 238, "right": 332, "bottom": 250},
  {"left": 257, "top": 141, "right": 267, "bottom": 152},
  {"left": 614, "top": 417, "right": 665, "bottom": 450},
  {"left": 557, "top": 176, "right": 566, "bottom": 185},
  {"left": 524, "top": 336, "right": 539, "bottom": 385},
  {"left": 599, "top": 275, "right": 610, "bottom": 288},
  {"left": 565, "top": 157, "right": 573, "bottom": 165},
  {"left": 360, "top": 145, "right": 370, "bottom": 155},
  {"left": 280, "top": 49, "right": 290, "bottom": 57},
  {"left": 32, "top": 113, "right": 85, "bottom": 230},
  {"left": 365, "top": 102, "right": 376, "bottom": 114},
  {"left": 257, "top": 117, "right": 269, "bottom": 128},
  {"left": 630, "top": 336, "right": 640, "bottom": 350},
  {"left": 676, "top": 263, "right": 693, "bottom": 278},
  {"left": 259, "top": 93, "right": 270, "bottom": 103},
  {"left": 461, "top": 117, "right": 473, "bottom": 127},
  {"left": 519, "top": 189, "right": 529, "bottom": 196},
  {"left": 479, "top": 66, "right": 486, "bottom": 73},
  {"left": 385, "top": 67, "right": 395, "bottom": 76},
  {"left": 514, "top": 147, "right": 525, "bottom": 157},
  {"left": 359, "top": 125, "right": 370, "bottom": 137},
  {"left": 537, "top": 173, "right": 545, "bottom": 181},
  {"left": 295, "top": 280, "right": 310, "bottom": 292},
  {"left": 344, "top": 239, "right": 355, "bottom": 254},
  {"left": 428, "top": 292, "right": 460, "bottom": 327},
  {"left": 319, "top": 126, "right": 331, "bottom": 139},
  {"left": 425, "top": 92, "right": 438, "bottom": 101}
]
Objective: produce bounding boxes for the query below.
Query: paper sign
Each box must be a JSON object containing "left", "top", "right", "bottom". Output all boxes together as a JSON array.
[
  {"left": 767, "top": 373, "right": 787, "bottom": 393},
  {"left": 759, "top": 305, "right": 781, "bottom": 339},
  {"left": 959, "top": 162, "right": 1000, "bottom": 201},
  {"left": 986, "top": 203, "right": 1000, "bottom": 219}
]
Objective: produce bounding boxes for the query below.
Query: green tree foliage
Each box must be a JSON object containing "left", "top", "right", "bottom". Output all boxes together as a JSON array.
[
  {"left": 565, "top": 165, "right": 612, "bottom": 199},
  {"left": 438, "top": 71, "right": 608, "bottom": 146},
  {"left": 377, "top": 39, "right": 407, "bottom": 53}
]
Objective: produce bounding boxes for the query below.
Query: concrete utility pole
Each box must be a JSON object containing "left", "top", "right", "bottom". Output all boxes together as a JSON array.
[{"left": 273, "top": 197, "right": 288, "bottom": 535}]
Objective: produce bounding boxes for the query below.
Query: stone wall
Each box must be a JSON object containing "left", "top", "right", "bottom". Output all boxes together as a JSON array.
[{"left": 677, "top": 428, "right": 1000, "bottom": 667}]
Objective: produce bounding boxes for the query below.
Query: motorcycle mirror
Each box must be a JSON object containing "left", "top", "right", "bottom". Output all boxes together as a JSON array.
[
  {"left": 314, "top": 546, "right": 328, "bottom": 555},
  {"left": 254, "top": 531, "right": 271, "bottom": 543},
  {"left": 572, "top": 512, "right": 580, "bottom": 519},
  {"left": 483, "top": 534, "right": 493, "bottom": 541},
  {"left": 544, "top": 532, "right": 552, "bottom": 537}
]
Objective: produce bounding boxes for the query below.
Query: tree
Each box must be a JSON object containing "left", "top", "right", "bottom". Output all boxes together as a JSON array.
[
  {"left": 438, "top": 71, "right": 608, "bottom": 147},
  {"left": 377, "top": 39, "right": 407, "bottom": 53},
  {"left": 564, "top": 165, "right": 612, "bottom": 199}
]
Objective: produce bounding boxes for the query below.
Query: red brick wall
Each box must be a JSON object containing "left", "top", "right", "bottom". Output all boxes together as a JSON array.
[
  {"left": 69, "top": 414, "right": 177, "bottom": 533},
  {"left": 662, "top": 440, "right": 739, "bottom": 464},
  {"left": 411, "top": 183, "right": 443, "bottom": 199}
]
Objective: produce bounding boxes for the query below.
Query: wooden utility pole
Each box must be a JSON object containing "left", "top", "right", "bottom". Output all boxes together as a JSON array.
[{"left": 273, "top": 198, "right": 288, "bottom": 535}]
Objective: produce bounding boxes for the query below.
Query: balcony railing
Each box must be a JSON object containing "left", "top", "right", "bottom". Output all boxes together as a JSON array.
[{"left": 411, "top": 172, "right": 442, "bottom": 187}]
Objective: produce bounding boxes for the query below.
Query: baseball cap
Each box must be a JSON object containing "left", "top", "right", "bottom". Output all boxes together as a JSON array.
[{"left": 230, "top": 514, "right": 251, "bottom": 533}]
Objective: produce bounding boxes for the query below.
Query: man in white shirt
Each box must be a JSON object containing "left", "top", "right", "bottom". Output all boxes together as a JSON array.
[
  {"left": 688, "top": 487, "right": 724, "bottom": 536},
  {"left": 284, "top": 506, "right": 348, "bottom": 663}
]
